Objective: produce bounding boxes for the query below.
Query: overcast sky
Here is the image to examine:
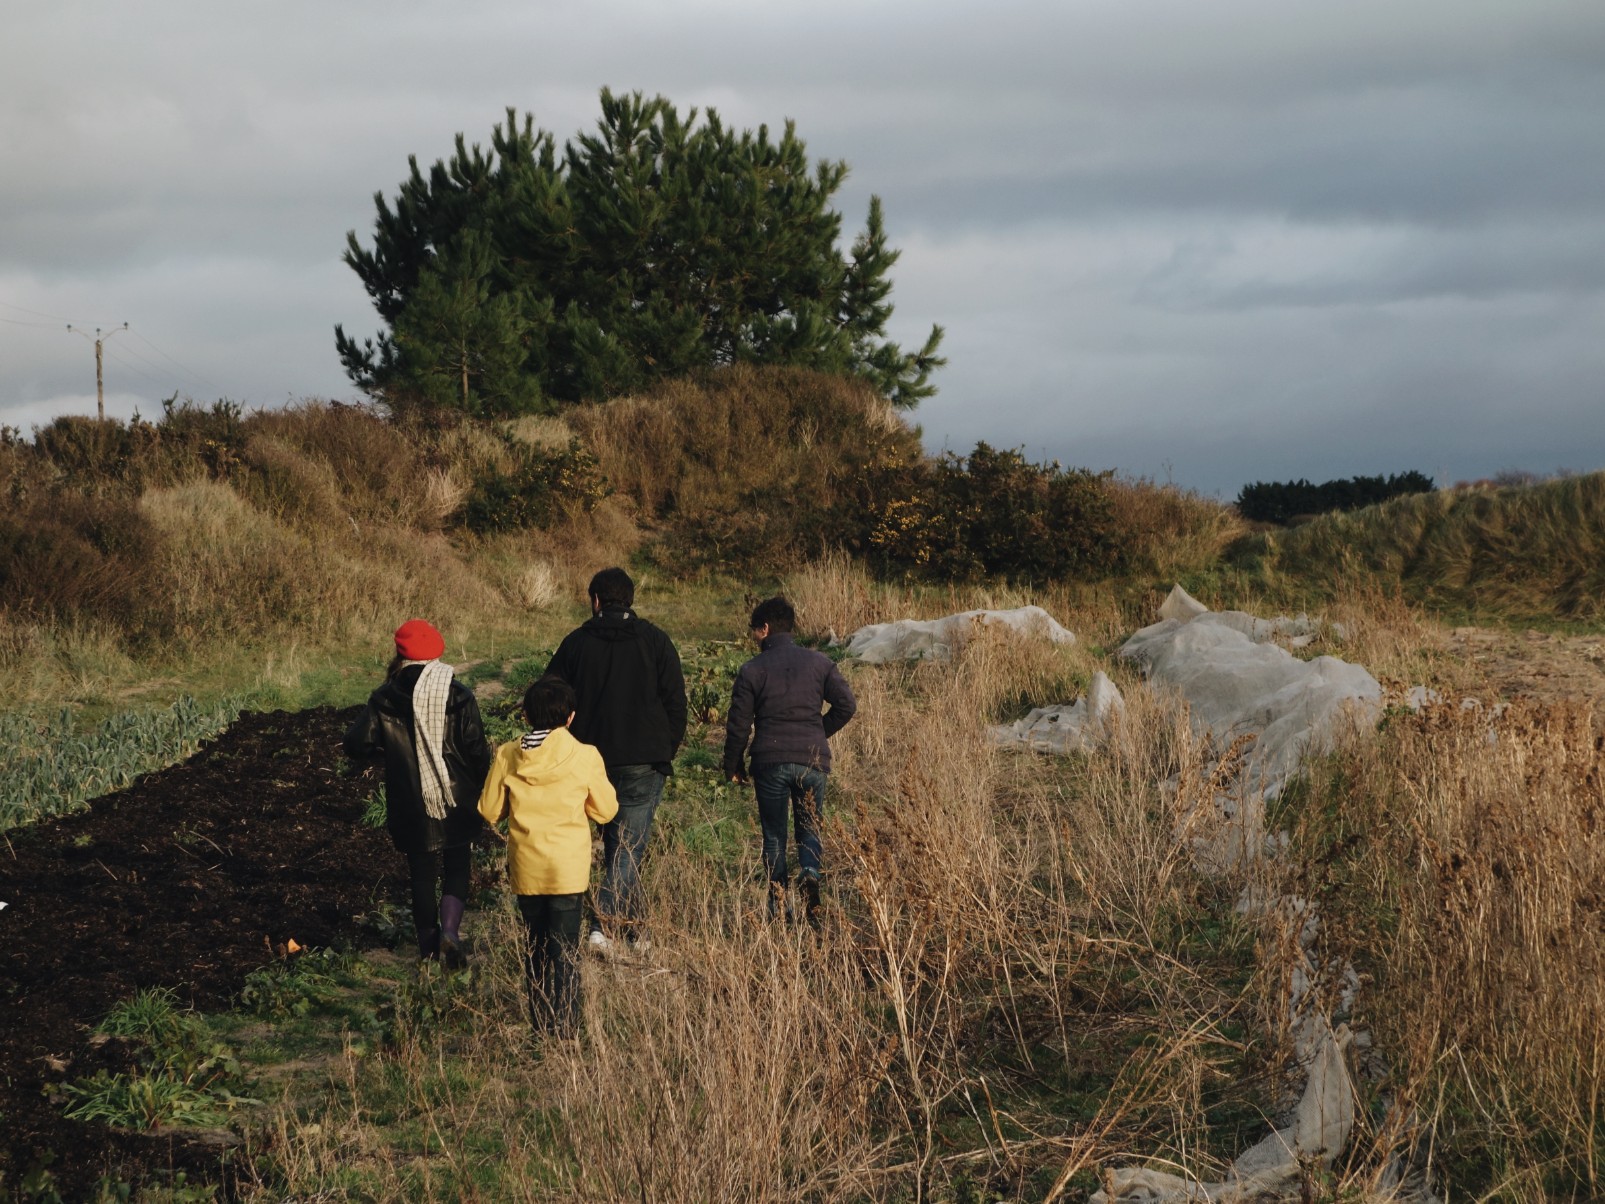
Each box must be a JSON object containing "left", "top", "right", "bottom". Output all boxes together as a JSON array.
[{"left": 3, "top": 1, "right": 1602, "bottom": 495}]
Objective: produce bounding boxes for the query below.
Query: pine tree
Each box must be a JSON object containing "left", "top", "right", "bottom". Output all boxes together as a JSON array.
[
  {"left": 387, "top": 231, "right": 544, "bottom": 416},
  {"left": 335, "top": 91, "right": 944, "bottom": 413}
]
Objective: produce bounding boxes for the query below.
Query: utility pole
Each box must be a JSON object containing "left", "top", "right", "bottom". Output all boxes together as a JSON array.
[{"left": 66, "top": 322, "right": 129, "bottom": 421}]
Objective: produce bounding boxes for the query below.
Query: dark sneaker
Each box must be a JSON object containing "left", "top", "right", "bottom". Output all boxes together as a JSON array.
[{"left": 800, "top": 875, "right": 822, "bottom": 929}]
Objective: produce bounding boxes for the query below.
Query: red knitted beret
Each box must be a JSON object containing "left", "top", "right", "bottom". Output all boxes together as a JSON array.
[{"left": 394, "top": 619, "right": 445, "bottom": 661}]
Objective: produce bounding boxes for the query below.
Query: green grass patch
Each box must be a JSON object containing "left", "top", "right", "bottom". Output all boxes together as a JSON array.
[{"left": 62, "top": 990, "right": 260, "bottom": 1134}]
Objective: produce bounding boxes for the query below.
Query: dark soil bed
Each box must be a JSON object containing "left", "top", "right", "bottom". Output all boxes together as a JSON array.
[{"left": 0, "top": 705, "right": 397, "bottom": 1199}]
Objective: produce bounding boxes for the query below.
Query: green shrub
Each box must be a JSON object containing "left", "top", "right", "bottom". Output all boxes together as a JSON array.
[
  {"left": 239, "top": 949, "right": 344, "bottom": 1019},
  {"left": 848, "top": 442, "right": 1125, "bottom": 583},
  {"left": 63, "top": 1073, "right": 230, "bottom": 1130},
  {"left": 97, "top": 988, "right": 201, "bottom": 1048},
  {"left": 361, "top": 787, "right": 387, "bottom": 830},
  {"left": 462, "top": 437, "right": 609, "bottom": 533},
  {"left": 64, "top": 990, "right": 257, "bottom": 1131}
]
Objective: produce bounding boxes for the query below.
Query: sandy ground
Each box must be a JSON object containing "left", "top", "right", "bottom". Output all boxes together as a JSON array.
[{"left": 1447, "top": 625, "right": 1605, "bottom": 712}]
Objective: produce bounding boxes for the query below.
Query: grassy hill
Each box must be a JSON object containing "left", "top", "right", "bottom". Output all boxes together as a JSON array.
[{"left": 1231, "top": 471, "right": 1605, "bottom": 623}]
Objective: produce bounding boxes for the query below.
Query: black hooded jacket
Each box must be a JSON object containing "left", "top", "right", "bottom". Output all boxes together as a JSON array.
[
  {"left": 343, "top": 664, "right": 492, "bottom": 854},
  {"left": 545, "top": 610, "right": 687, "bottom": 773}
]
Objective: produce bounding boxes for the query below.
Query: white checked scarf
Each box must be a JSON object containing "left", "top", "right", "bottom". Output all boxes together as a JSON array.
[{"left": 404, "top": 658, "right": 455, "bottom": 821}]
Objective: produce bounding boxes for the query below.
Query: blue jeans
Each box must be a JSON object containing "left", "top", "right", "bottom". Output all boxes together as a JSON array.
[
  {"left": 752, "top": 763, "right": 828, "bottom": 886},
  {"left": 593, "top": 763, "right": 665, "bottom": 939}
]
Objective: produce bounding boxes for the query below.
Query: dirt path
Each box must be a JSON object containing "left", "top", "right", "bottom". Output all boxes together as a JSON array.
[{"left": 0, "top": 706, "right": 396, "bottom": 1198}]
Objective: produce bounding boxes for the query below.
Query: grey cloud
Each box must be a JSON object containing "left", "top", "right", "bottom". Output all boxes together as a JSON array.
[{"left": 3, "top": 0, "right": 1602, "bottom": 495}]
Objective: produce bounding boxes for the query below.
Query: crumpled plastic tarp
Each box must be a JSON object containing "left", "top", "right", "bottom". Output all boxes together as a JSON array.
[
  {"left": 839, "top": 605, "right": 1075, "bottom": 664},
  {"left": 1087, "top": 586, "right": 1380, "bottom": 1204},
  {"left": 988, "top": 670, "right": 1125, "bottom": 754},
  {"left": 1121, "top": 587, "right": 1382, "bottom": 800}
]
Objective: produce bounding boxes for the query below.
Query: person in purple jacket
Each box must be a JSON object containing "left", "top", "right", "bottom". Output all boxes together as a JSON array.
[{"left": 724, "top": 596, "right": 857, "bottom": 925}]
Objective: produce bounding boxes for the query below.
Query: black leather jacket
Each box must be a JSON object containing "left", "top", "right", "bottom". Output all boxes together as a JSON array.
[{"left": 344, "top": 664, "right": 492, "bottom": 855}]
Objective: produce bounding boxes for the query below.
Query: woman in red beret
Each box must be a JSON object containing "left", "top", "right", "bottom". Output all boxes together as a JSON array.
[{"left": 344, "top": 620, "right": 492, "bottom": 966}]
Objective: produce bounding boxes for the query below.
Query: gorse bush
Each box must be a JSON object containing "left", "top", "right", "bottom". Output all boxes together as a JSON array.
[
  {"left": 463, "top": 436, "right": 609, "bottom": 533},
  {"left": 1235, "top": 471, "right": 1435, "bottom": 524},
  {"left": 25, "top": 398, "right": 248, "bottom": 498},
  {"left": 848, "top": 442, "right": 1125, "bottom": 582}
]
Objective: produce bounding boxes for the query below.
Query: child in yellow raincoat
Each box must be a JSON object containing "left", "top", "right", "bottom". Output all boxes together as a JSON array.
[{"left": 478, "top": 674, "right": 617, "bottom": 1034}]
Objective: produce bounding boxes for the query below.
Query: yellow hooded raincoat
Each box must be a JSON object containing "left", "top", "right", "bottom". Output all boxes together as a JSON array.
[{"left": 477, "top": 727, "right": 619, "bottom": 895}]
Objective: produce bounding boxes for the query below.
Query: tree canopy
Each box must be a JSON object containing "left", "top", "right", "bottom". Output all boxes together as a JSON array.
[{"left": 335, "top": 89, "right": 945, "bottom": 417}]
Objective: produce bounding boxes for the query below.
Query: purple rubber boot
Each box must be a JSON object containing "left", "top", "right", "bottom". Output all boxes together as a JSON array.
[{"left": 439, "top": 895, "right": 468, "bottom": 970}]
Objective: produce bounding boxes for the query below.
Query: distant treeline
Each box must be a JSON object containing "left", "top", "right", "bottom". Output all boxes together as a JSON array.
[{"left": 1236, "top": 471, "right": 1435, "bottom": 525}]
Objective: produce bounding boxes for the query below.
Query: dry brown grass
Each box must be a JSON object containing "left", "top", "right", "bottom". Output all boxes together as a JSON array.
[
  {"left": 0, "top": 398, "right": 643, "bottom": 706},
  {"left": 1238, "top": 471, "right": 1605, "bottom": 622},
  {"left": 261, "top": 606, "right": 1289, "bottom": 1201},
  {"left": 568, "top": 365, "right": 921, "bottom": 573},
  {"left": 571, "top": 365, "right": 913, "bottom": 522},
  {"left": 1104, "top": 477, "right": 1246, "bottom": 579},
  {"left": 1272, "top": 694, "right": 1605, "bottom": 1198}
]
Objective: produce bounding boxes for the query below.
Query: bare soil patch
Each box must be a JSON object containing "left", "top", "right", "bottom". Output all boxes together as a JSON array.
[
  {"left": 1447, "top": 626, "right": 1605, "bottom": 711},
  {"left": 0, "top": 706, "right": 395, "bottom": 1198}
]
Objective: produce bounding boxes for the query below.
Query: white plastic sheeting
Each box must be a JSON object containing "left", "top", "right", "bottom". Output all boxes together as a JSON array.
[
  {"left": 1088, "top": 587, "right": 1379, "bottom": 1204},
  {"left": 1093, "top": 1026, "right": 1356, "bottom": 1204},
  {"left": 988, "top": 671, "right": 1125, "bottom": 754},
  {"left": 1158, "top": 583, "right": 1344, "bottom": 648},
  {"left": 840, "top": 605, "right": 1075, "bottom": 664},
  {"left": 1121, "top": 587, "right": 1382, "bottom": 800}
]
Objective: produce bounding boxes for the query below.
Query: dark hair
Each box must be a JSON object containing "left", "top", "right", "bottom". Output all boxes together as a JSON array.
[
  {"left": 587, "top": 566, "right": 634, "bottom": 611},
  {"left": 749, "top": 596, "right": 796, "bottom": 633},
  {"left": 523, "top": 675, "right": 577, "bottom": 730}
]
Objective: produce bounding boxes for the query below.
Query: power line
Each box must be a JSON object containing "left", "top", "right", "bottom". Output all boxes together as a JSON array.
[
  {"left": 129, "top": 329, "right": 226, "bottom": 395},
  {"left": 111, "top": 339, "right": 184, "bottom": 382},
  {"left": 101, "top": 344, "right": 172, "bottom": 391},
  {"left": 0, "top": 299, "right": 75, "bottom": 323},
  {"left": 0, "top": 314, "right": 60, "bottom": 329}
]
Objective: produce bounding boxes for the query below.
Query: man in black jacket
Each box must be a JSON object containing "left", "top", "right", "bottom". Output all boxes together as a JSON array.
[
  {"left": 546, "top": 567, "right": 687, "bottom": 952},
  {"left": 724, "top": 595, "right": 856, "bottom": 925}
]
